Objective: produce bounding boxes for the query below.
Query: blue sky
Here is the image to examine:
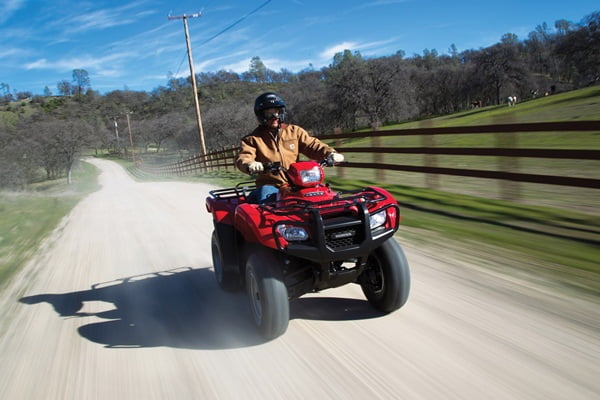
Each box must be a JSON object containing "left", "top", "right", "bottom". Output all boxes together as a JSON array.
[{"left": 1, "top": 0, "right": 597, "bottom": 95}]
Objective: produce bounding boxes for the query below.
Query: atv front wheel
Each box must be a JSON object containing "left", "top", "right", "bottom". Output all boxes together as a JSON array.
[
  {"left": 212, "top": 231, "right": 241, "bottom": 291},
  {"left": 359, "top": 238, "right": 410, "bottom": 312},
  {"left": 245, "top": 247, "right": 289, "bottom": 339}
]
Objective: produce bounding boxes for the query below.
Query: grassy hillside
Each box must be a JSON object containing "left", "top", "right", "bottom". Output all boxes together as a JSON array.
[
  {"left": 322, "top": 86, "right": 600, "bottom": 214},
  {"left": 390, "top": 85, "right": 600, "bottom": 128}
]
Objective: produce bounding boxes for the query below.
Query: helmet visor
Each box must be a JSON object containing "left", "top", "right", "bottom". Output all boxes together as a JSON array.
[{"left": 263, "top": 107, "right": 283, "bottom": 120}]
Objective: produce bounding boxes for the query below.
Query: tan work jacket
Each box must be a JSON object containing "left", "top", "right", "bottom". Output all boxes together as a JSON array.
[{"left": 236, "top": 123, "right": 335, "bottom": 187}]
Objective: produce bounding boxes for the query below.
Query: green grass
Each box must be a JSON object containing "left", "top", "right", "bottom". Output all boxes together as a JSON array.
[
  {"left": 328, "top": 177, "right": 599, "bottom": 278},
  {"left": 321, "top": 86, "right": 600, "bottom": 213},
  {"left": 0, "top": 160, "right": 100, "bottom": 289},
  {"left": 389, "top": 85, "right": 600, "bottom": 128}
]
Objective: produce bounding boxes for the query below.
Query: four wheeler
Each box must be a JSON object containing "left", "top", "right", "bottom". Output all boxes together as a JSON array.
[{"left": 205, "top": 159, "right": 410, "bottom": 339}]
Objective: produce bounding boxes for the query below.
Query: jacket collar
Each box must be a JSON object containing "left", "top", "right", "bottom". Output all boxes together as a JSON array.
[{"left": 256, "top": 123, "right": 289, "bottom": 138}]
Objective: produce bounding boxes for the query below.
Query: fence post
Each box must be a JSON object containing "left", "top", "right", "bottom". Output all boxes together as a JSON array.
[
  {"left": 495, "top": 131, "right": 521, "bottom": 200},
  {"left": 221, "top": 147, "right": 227, "bottom": 171},
  {"left": 232, "top": 144, "right": 237, "bottom": 170},
  {"left": 420, "top": 120, "right": 439, "bottom": 189},
  {"left": 371, "top": 122, "right": 385, "bottom": 182},
  {"left": 333, "top": 127, "right": 344, "bottom": 179}
]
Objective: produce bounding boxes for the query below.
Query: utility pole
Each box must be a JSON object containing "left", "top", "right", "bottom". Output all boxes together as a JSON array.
[
  {"left": 126, "top": 111, "right": 136, "bottom": 163},
  {"left": 168, "top": 11, "right": 207, "bottom": 156},
  {"left": 113, "top": 117, "right": 119, "bottom": 139}
]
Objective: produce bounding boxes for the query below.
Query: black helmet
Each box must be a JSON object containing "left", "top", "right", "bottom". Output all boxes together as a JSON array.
[{"left": 254, "top": 92, "right": 286, "bottom": 125}]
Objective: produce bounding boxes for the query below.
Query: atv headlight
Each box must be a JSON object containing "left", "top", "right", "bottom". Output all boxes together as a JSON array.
[
  {"left": 300, "top": 166, "right": 322, "bottom": 184},
  {"left": 276, "top": 225, "right": 309, "bottom": 241},
  {"left": 369, "top": 210, "right": 387, "bottom": 230}
]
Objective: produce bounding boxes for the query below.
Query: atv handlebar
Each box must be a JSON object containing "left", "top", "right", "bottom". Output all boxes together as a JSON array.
[{"left": 261, "top": 158, "right": 334, "bottom": 174}]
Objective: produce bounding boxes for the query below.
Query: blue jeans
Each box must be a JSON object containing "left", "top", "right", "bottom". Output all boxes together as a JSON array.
[{"left": 248, "top": 185, "right": 279, "bottom": 204}]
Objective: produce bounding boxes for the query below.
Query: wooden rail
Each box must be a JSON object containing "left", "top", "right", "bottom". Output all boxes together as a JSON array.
[
  {"left": 318, "top": 121, "right": 600, "bottom": 139},
  {"left": 138, "top": 121, "right": 600, "bottom": 191}
]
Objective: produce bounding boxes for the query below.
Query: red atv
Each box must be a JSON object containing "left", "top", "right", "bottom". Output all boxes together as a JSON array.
[{"left": 205, "top": 159, "right": 410, "bottom": 339}]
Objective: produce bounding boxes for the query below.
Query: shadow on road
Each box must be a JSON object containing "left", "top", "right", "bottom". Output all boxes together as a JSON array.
[
  {"left": 20, "top": 267, "right": 382, "bottom": 349},
  {"left": 20, "top": 267, "right": 263, "bottom": 349},
  {"left": 291, "top": 297, "right": 383, "bottom": 321}
]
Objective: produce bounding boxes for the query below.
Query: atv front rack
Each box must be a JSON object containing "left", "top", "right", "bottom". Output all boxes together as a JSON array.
[
  {"left": 259, "top": 186, "right": 389, "bottom": 215},
  {"left": 209, "top": 181, "right": 256, "bottom": 201},
  {"left": 264, "top": 187, "right": 400, "bottom": 263}
]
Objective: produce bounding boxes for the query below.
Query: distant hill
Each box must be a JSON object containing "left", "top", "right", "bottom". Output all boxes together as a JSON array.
[{"left": 385, "top": 85, "right": 600, "bottom": 129}]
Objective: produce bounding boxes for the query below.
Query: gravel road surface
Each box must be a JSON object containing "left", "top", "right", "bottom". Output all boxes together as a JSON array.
[{"left": 0, "top": 158, "right": 598, "bottom": 399}]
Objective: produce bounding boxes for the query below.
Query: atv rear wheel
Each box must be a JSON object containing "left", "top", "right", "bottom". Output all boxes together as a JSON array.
[
  {"left": 212, "top": 231, "right": 241, "bottom": 291},
  {"left": 359, "top": 238, "right": 410, "bottom": 312},
  {"left": 245, "top": 247, "right": 289, "bottom": 339}
]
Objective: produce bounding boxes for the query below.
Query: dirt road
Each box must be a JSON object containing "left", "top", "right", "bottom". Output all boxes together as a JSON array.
[{"left": 1, "top": 158, "right": 598, "bottom": 399}]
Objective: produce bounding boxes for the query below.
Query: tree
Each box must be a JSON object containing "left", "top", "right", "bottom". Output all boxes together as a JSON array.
[
  {"left": 0, "top": 112, "right": 31, "bottom": 187},
  {"left": 244, "top": 56, "right": 268, "bottom": 82},
  {"left": 72, "top": 69, "right": 91, "bottom": 96},
  {"left": 524, "top": 23, "right": 556, "bottom": 79},
  {"left": 57, "top": 80, "right": 72, "bottom": 96},
  {"left": 554, "top": 12, "right": 600, "bottom": 86},
  {"left": 0, "top": 83, "right": 13, "bottom": 103},
  {"left": 472, "top": 36, "right": 528, "bottom": 104},
  {"left": 325, "top": 50, "right": 366, "bottom": 130},
  {"left": 202, "top": 101, "right": 254, "bottom": 149},
  {"left": 28, "top": 119, "right": 94, "bottom": 183},
  {"left": 283, "top": 70, "right": 331, "bottom": 134},
  {"left": 143, "top": 112, "right": 187, "bottom": 153},
  {"left": 360, "top": 56, "right": 409, "bottom": 125}
]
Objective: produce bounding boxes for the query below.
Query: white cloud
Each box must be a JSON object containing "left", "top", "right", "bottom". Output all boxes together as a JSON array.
[
  {"left": 318, "top": 38, "right": 400, "bottom": 62},
  {"left": 319, "top": 42, "right": 359, "bottom": 60},
  {"left": 353, "top": 0, "right": 411, "bottom": 10},
  {"left": 222, "top": 58, "right": 252, "bottom": 74},
  {"left": 47, "top": 1, "right": 152, "bottom": 37},
  {"left": 0, "top": 0, "right": 25, "bottom": 24},
  {"left": 24, "top": 52, "right": 133, "bottom": 74},
  {"left": 0, "top": 47, "right": 23, "bottom": 58}
]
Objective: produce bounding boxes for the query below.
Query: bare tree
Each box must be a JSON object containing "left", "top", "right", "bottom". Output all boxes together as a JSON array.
[
  {"left": 472, "top": 34, "right": 528, "bottom": 104},
  {"left": 57, "top": 80, "right": 72, "bottom": 96},
  {"left": 28, "top": 119, "right": 93, "bottom": 183},
  {"left": 325, "top": 50, "right": 365, "bottom": 130},
  {"left": 554, "top": 12, "right": 600, "bottom": 86},
  {"left": 72, "top": 69, "right": 91, "bottom": 96}
]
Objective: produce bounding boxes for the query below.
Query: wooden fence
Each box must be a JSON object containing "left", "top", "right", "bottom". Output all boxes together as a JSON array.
[
  {"left": 138, "top": 121, "right": 600, "bottom": 196},
  {"left": 139, "top": 145, "right": 239, "bottom": 176}
]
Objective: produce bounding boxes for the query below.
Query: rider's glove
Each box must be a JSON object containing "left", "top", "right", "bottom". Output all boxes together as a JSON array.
[
  {"left": 327, "top": 152, "right": 345, "bottom": 163},
  {"left": 247, "top": 161, "right": 264, "bottom": 173}
]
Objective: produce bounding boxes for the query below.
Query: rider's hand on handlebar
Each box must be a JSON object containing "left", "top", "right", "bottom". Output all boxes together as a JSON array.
[
  {"left": 327, "top": 152, "right": 345, "bottom": 164},
  {"left": 248, "top": 161, "right": 264, "bottom": 173}
]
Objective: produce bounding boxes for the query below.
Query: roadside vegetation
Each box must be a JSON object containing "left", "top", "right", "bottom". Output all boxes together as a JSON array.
[{"left": 0, "top": 161, "right": 99, "bottom": 289}]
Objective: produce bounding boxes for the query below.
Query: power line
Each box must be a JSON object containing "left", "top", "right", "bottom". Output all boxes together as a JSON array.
[
  {"left": 199, "top": 0, "right": 272, "bottom": 46},
  {"left": 173, "top": 51, "right": 188, "bottom": 79},
  {"left": 170, "top": 1, "right": 271, "bottom": 77}
]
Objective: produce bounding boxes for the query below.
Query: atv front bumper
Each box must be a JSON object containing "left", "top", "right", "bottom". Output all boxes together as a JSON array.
[{"left": 273, "top": 202, "right": 399, "bottom": 264}]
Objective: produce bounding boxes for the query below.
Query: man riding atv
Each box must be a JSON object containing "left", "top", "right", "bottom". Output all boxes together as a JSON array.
[
  {"left": 235, "top": 92, "right": 345, "bottom": 203},
  {"left": 207, "top": 92, "right": 409, "bottom": 340}
]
